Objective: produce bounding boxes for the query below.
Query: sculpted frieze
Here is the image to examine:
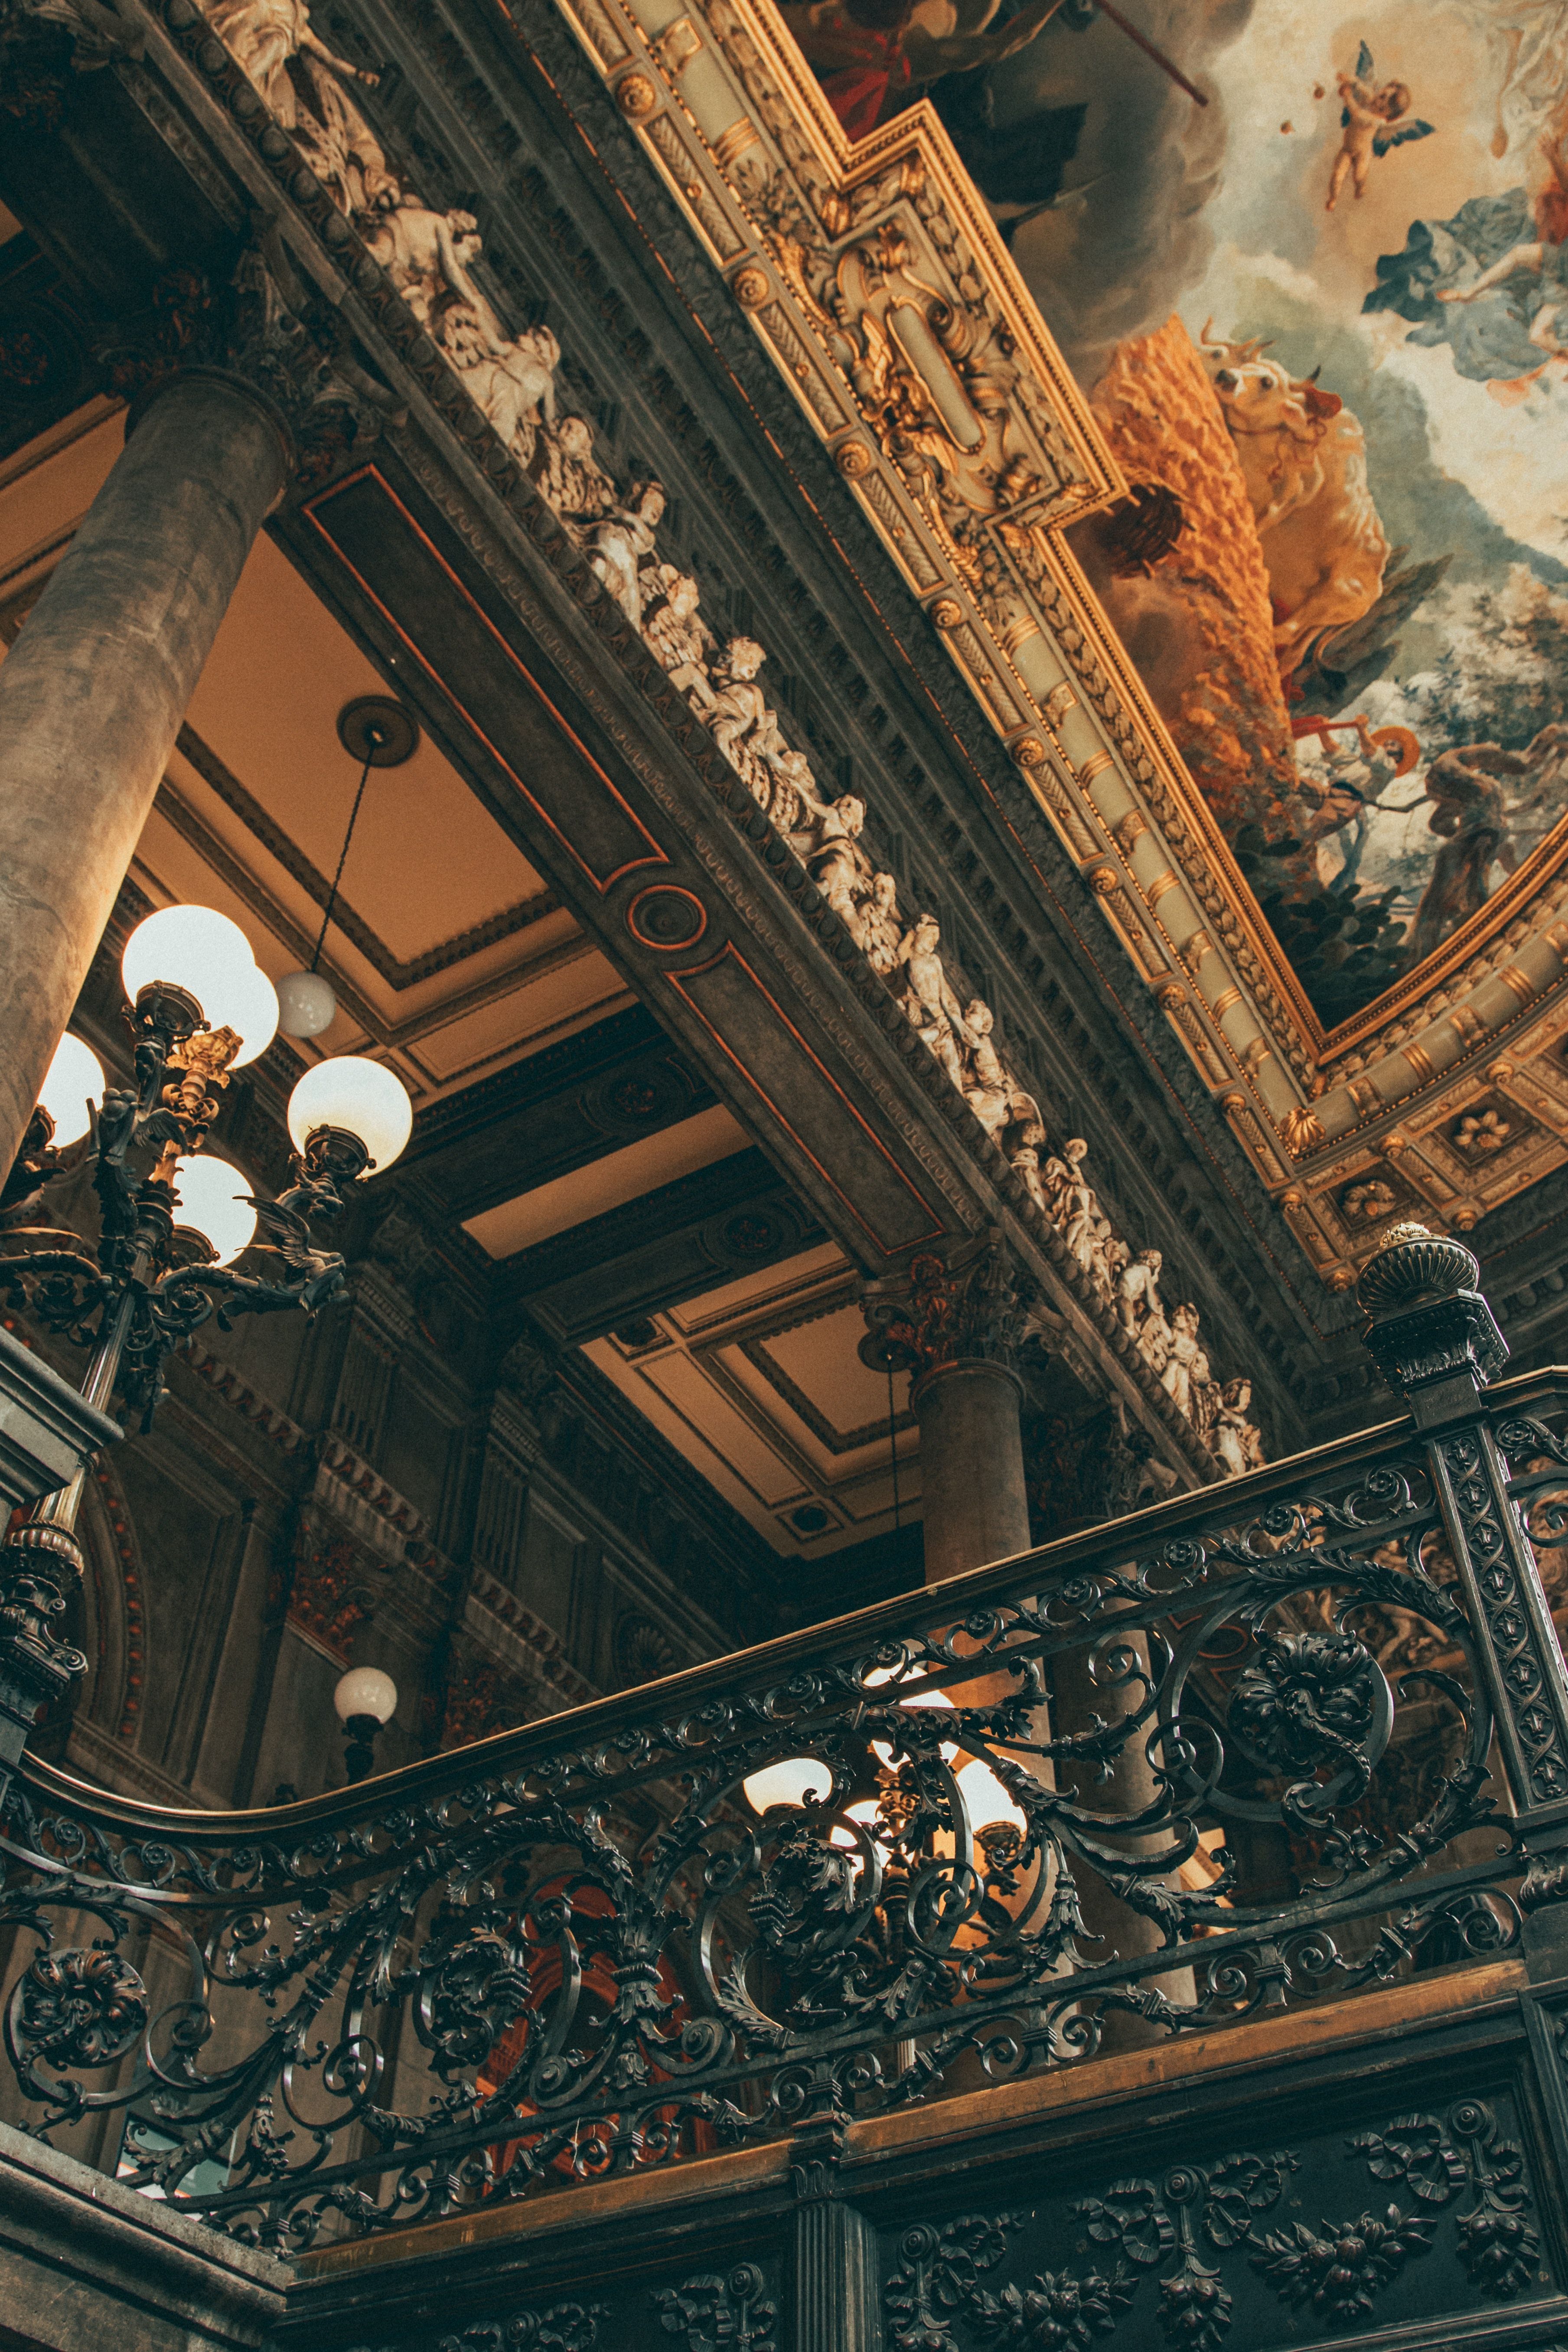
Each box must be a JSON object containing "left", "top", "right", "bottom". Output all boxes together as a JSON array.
[
  {"left": 877, "top": 2096, "right": 1548, "bottom": 2352},
  {"left": 539, "top": 0, "right": 1568, "bottom": 1289},
  {"left": 177, "top": 0, "right": 1263, "bottom": 1465}
]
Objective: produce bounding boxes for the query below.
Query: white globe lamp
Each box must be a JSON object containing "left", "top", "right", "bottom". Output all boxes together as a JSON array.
[
  {"left": 170, "top": 1155, "right": 257, "bottom": 1267},
  {"left": 275, "top": 969, "right": 339, "bottom": 1040},
  {"left": 37, "top": 1033, "right": 105, "bottom": 1148},
  {"left": 335, "top": 1665, "right": 399, "bottom": 1784},
  {"left": 287, "top": 1056, "right": 412, "bottom": 1179}
]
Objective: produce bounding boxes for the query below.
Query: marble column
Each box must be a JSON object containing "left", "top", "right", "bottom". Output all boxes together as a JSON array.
[
  {"left": 861, "top": 1233, "right": 1032, "bottom": 1586},
  {"left": 0, "top": 370, "right": 289, "bottom": 1174},
  {"left": 914, "top": 1358, "right": 1031, "bottom": 1585}
]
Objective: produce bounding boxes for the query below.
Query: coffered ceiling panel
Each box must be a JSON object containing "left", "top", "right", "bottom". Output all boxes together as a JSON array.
[
  {"left": 184, "top": 534, "right": 548, "bottom": 960},
  {"left": 587, "top": 1243, "right": 917, "bottom": 1554},
  {"left": 464, "top": 1103, "right": 750, "bottom": 1258},
  {"left": 0, "top": 401, "right": 637, "bottom": 1110}
]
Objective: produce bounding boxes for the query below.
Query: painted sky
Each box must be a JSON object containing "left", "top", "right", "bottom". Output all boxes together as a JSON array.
[{"left": 981, "top": 0, "right": 1568, "bottom": 1018}]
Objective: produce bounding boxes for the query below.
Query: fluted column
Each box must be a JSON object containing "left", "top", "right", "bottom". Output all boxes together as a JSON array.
[{"left": 0, "top": 370, "right": 288, "bottom": 1172}]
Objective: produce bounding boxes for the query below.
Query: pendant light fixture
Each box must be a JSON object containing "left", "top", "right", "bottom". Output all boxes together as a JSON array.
[{"left": 275, "top": 696, "right": 421, "bottom": 1038}]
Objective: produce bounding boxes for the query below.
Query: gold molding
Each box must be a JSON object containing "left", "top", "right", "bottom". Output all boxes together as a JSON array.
[{"left": 548, "top": 0, "right": 1568, "bottom": 1269}]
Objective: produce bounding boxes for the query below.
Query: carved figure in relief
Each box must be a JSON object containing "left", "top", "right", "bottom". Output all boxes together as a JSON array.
[
  {"left": 1086, "top": 1217, "right": 1121, "bottom": 1309},
  {"left": 293, "top": 63, "right": 397, "bottom": 217},
  {"left": 202, "top": 0, "right": 375, "bottom": 115},
  {"left": 1042, "top": 1135, "right": 1096, "bottom": 1263},
  {"left": 895, "top": 913, "right": 965, "bottom": 1085},
  {"left": 583, "top": 482, "right": 667, "bottom": 630},
  {"left": 529, "top": 416, "right": 616, "bottom": 533},
  {"left": 199, "top": 0, "right": 397, "bottom": 216},
  {"left": 792, "top": 792, "right": 871, "bottom": 924},
  {"left": 955, "top": 999, "right": 1017, "bottom": 1137},
  {"left": 363, "top": 202, "right": 488, "bottom": 328},
  {"left": 1161, "top": 1301, "right": 1203, "bottom": 1419},
  {"left": 1190, "top": 1347, "right": 1220, "bottom": 1443},
  {"left": 642, "top": 573, "right": 714, "bottom": 699},
  {"left": 707, "top": 638, "right": 785, "bottom": 795},
  {"left": 1137, "top": 1291, "right": 1174, "bottom": 1375},
  {"left": 1012, "top": 1128, "right": 1050, "bottom": 1217},
  {"left": 440, "top": 312, "right": 560, "bottom": 466},
  {"left": 1213, "top": 1377, "right": 1265, "bottom": 1477},
  {"left": 1116, "top": 1244, "right": 1163, "bottom": 1334},
  {"left": 861, "top": 871, "right": 904, "bottom": 973},
  {"left": 763, "top": 747, "right": 815, "bottom": 837}
]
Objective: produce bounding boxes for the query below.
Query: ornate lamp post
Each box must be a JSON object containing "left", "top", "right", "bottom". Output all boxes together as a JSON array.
[{"left": 0, "top": 903, "right": 414, "bottom": 1770}]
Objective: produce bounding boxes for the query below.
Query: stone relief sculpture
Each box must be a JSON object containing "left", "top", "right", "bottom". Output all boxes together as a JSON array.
[
  {"left": 584, "top": 481, "right": 666, "bottom": 629},
  {"left": 204, "top": 0, "right": 396, "bottom": 215},
  {"left": 1213, "top": 1379, "right": 1266, "bottom": 1477},
  {"left": 197, "top": 0, "right": 1263, "bottom": 1474}
]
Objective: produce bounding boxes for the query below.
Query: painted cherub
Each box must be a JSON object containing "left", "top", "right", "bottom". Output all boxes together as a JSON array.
[{"left": 1326, "top": 42, "right": 1432, "bottom": 211}]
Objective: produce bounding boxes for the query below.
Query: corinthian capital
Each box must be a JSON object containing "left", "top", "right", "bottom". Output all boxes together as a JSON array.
[
  {"left": 858, "top": 1230, "right": 1030, "bottom": 1385},
  {"left": 98, "top": 248, "right": 398, "bottom": 488}
]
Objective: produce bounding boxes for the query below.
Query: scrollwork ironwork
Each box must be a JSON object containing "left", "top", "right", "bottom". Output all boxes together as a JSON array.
[{"left": 2, "top": 1373, "right": 1564, "bottom": 2247}]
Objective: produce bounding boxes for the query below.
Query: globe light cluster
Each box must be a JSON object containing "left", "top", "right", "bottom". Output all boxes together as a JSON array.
[
  {"left": 105, "top": 905, "right": 413, "bottom": 1255},
  {"left": 121, "top": 905, "right": 279, "bottom": 1067}
]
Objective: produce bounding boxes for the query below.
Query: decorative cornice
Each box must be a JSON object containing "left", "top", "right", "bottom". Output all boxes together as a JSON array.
[
  {"left": 536, "top": 0, "right": 1568, "bottom": 1279},
  {"left": 181, "top": 1341, "right": 306, "bottom": 1455}
]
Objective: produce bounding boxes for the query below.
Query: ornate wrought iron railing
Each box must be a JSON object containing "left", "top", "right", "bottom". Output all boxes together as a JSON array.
[{"left": 5, "top": 1227, "right": 1568, "bottom": 2251}]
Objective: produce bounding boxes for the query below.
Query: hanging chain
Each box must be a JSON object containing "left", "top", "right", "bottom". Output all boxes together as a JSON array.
[{"left": 310, "top": 747, "right": 376, "bottom": 973}]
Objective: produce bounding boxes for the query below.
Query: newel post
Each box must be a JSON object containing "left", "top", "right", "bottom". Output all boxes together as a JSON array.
[
  {"left": 789, "top": 2103, "right": 879, "bottom": 2352},
  {"left": 1357, "top": 1223, "right": 1568, "bottom": 1848}
]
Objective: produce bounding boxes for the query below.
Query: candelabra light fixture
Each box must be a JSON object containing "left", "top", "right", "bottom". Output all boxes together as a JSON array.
[{"left": 0, "top": 900, "right": 414, "bottom": 1765}]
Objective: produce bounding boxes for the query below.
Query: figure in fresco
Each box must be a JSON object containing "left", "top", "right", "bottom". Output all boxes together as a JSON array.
[
  {"left": 992, "top": 0, "right": 1568, "bottom": 1032},
  {"left": 1373, "top": 82, "right": 1568, "bottom": 396},
  {"left": 776, "top": 0, "right": 1071, "bottom": 140},
  {"left": 1325, "top": 43, "right": 1434, "bottom": 211},
  {"left": 1407, "top": 724, "right": 1568, "bottom": 960},
  {"left": 1198, "top": 324, "right": 1391, "bottom": 670}
]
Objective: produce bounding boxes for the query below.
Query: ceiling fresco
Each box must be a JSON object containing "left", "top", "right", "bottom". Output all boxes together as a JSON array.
[
  {"left": 987, "top": 0, "right": 1561, "bottom": 1044},
  {"left": 797, "top": 0, "right": 1568, "bottom": 1035},
  {"left": 551, "top": 0, "right": 1568, "bottom": 1278}
]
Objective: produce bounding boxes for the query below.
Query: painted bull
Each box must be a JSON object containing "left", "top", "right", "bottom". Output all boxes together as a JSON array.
[{"left": 1199, "top": 323, "right": 1389, "bottom": 675}]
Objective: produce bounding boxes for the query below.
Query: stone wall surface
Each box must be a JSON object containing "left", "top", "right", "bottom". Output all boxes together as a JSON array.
[{"left": 0, "top": 2118, "right": 288, "bottom": 2352}]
